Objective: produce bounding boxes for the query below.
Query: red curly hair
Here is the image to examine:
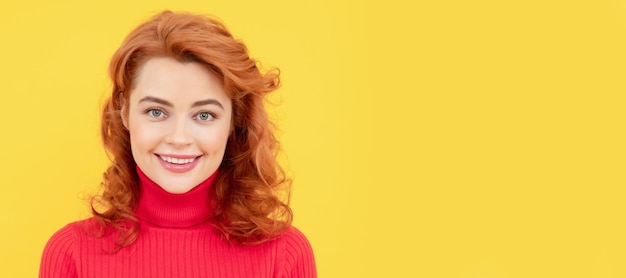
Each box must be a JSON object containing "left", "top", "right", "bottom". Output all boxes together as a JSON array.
[{"left": 93, "top": 10, "right": 292, "bottom": 249}]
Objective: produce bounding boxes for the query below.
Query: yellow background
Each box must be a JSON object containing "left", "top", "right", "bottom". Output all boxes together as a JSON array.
[{"left": 1, "top": 0, "right": 625, "bottom": 277}]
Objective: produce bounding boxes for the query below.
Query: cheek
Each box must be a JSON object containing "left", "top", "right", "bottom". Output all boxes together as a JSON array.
[
  {"left": 195, "top": 126, "right": 231, "bottom": 153},
  {"left": 129, "top": 122, "right": 161, "bottom": 152}
]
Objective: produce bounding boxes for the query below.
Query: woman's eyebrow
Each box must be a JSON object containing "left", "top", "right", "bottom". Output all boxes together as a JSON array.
[
  {"left": 138, "top": 96, "right": 223, "bottom": 109},
  {"left": 138, "top": 96, "right": 173, "bottom": 107},
  {"left": 192, "top": 99, "right": 223, "bottom": 109}
]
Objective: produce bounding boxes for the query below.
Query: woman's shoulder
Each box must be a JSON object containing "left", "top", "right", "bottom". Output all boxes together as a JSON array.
[
  {"left": 275, "top": 226, "right": 317, "bottom": 277},
  {"left": 279, "top": 226, "right": 313, "bottom": 249},
  {"left": 42, "top": 218, "right": 105, "bottom": 253},
  {"left": 40, "top": 219, "right": 94, "bottom": 277},
  {"left": 42, "top": 222, "right": 78, "bottom": 254},
  {"left": 52, "top": 217, "right": 103, "bottom": 234}
]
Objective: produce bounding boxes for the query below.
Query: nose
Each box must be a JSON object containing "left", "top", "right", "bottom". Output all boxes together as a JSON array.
[{"left": 165, "top": 117, "right": 193, "bottom": 147}]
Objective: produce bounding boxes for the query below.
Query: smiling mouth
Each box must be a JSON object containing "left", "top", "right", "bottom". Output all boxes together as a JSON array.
[{"left": 158, "top": 155, "right": 200, "bottom": 165}]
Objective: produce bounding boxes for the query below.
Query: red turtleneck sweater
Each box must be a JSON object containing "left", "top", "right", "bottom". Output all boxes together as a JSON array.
[{"left": 40, "top": 169, "right": 316, "bottom": 277}]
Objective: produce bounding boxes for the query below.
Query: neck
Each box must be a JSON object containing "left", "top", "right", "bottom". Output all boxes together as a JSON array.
[{"left": 134, "top": 166, "right": 217, "bottom": 228}]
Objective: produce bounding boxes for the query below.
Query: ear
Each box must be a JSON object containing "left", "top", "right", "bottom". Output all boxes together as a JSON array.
[{"left": 120, "top": 94, "right": 129, "bottom": 129}]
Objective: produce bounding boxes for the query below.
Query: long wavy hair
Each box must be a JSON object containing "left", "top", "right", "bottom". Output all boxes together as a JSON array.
[{"left": 92, "top": 10, "right": 292, "bottom": 249}]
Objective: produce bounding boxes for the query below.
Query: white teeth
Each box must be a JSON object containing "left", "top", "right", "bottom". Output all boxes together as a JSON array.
[{"left": 159, "top": 155, "right": 196, "bottom": 164}]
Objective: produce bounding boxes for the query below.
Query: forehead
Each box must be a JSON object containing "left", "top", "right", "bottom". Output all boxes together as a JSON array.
[{"left": 130, "top": 57, "right": 230, "bottom": 107}]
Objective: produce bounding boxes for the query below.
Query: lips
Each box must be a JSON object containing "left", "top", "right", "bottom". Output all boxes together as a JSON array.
[{"left": 156, "top": 154, "right": 202, "bottom": 173}]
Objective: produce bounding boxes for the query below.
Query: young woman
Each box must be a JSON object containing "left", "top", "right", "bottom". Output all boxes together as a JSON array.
[{"left": 40, "top": 10, "right": 316, "bottom": 278}]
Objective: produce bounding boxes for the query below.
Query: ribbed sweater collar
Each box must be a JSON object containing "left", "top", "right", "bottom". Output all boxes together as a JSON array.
[{"left": 134, "top": 166, "right": 217, "bottom": 228}]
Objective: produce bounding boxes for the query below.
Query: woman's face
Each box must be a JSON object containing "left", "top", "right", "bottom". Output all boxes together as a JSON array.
[{"left": 125, "top": 57, "right": 232, "bottom": 194}]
